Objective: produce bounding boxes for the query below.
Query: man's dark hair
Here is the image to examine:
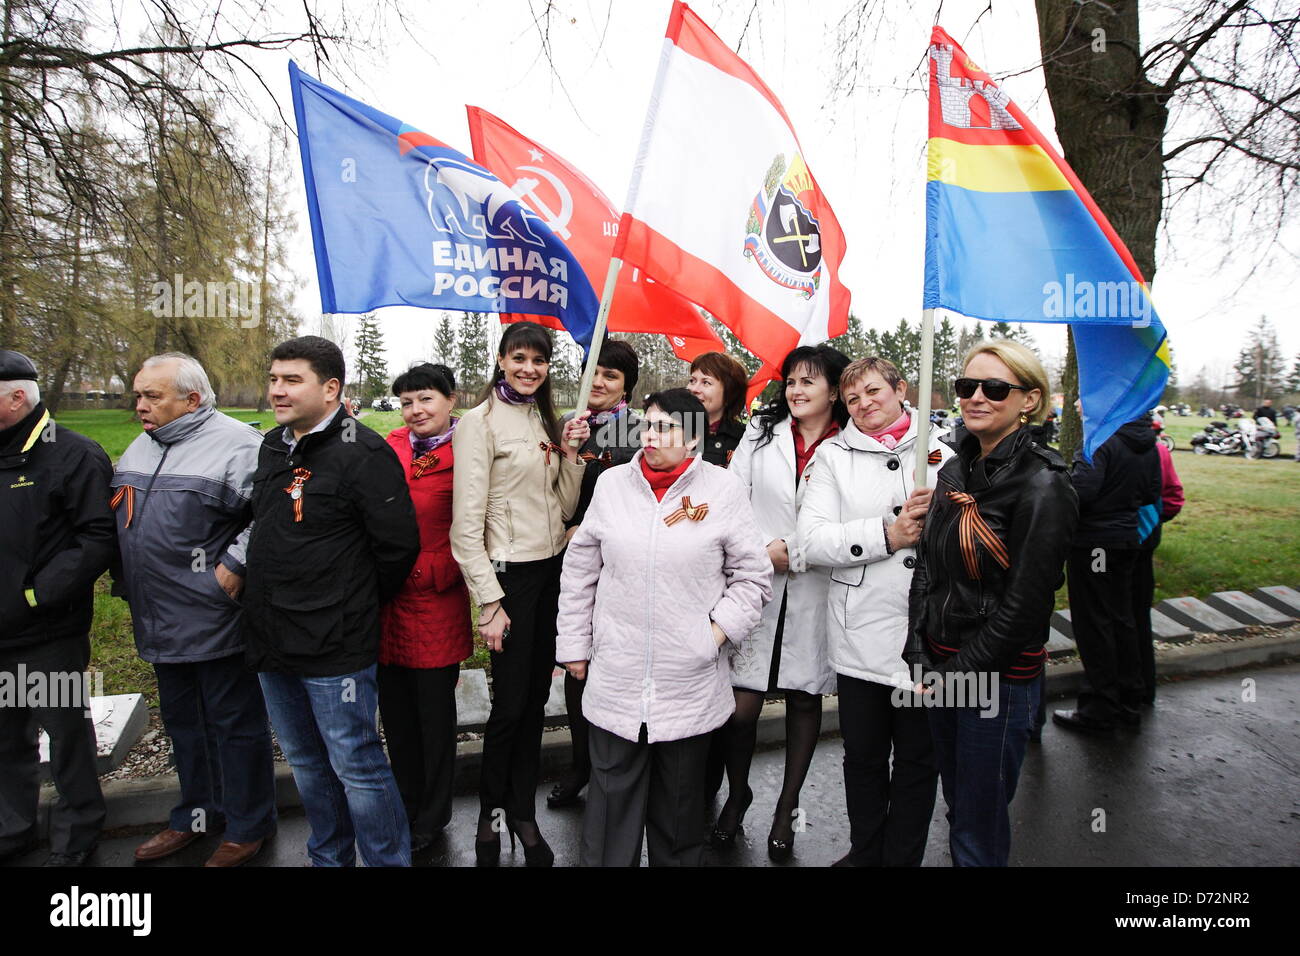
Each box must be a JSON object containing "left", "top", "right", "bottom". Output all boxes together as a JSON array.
[
  {"left": 596, "top": 339, "right": 640, "bottom": 401},
  {"left": 392, "top": 362, "right": 455, "bottom": 398},
  {"left": 643, "top": 387, "right": 708, "bottom": 449},
  {"left": 271, "top": 336, "right": 346, "bottom": 387}
]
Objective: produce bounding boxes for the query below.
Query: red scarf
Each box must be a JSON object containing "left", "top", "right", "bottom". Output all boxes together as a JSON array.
[
  {"left": 869, "top": 412, "right": 911, "bottom": 450},
  {"left": 640, "top": 454, "right": 693, "bottom": 501}
]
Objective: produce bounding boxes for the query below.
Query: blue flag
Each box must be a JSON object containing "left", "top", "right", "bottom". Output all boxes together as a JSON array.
[{"left": 288, "top": 62, "right": 598, "bottom": 351}]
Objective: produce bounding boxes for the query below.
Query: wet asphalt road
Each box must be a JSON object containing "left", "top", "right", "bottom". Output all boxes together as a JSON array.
[{"left": 9, "top": 662, "right": 1298, "bottom": 867}]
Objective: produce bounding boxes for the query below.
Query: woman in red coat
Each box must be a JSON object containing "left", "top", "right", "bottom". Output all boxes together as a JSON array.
[{"left": 379, "top": 363, "right": 473, "bottom": 854}]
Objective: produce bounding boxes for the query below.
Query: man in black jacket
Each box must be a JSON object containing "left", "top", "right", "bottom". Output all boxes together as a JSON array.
[
  {"left": 243, "top": 336, "right": 420, "bottom": 867},
  {"left": 1054, "top": 413, "right": 1158, "bottom": 735},
  {"left": 0, "top": 350, "right": 115, "bottom": 866}
]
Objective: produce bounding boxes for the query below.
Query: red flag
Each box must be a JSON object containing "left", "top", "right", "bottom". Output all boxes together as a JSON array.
[
  {"left": 467, "top": 106, "right": 723, "bottom": 363},
  {"left": 617, "top": 2, "right": 850, "bottom": 376}
]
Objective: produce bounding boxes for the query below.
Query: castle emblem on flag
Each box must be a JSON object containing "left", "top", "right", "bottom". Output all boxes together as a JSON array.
[{"left": 742, "top": 153, "right": 822, "bottom": 298}]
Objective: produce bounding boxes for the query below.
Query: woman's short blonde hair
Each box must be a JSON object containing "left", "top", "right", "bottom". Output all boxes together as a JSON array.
[
  {"left": 961, "top": 339, "right": 1050, "bottom": 424},
  {"left": 840, "top": 356, "right": 903, "bottom": 393}
]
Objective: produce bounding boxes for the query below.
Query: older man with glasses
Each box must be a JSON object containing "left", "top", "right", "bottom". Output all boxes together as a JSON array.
[{"left": 112, "top": 353, "right": 276, "bottom": 867}]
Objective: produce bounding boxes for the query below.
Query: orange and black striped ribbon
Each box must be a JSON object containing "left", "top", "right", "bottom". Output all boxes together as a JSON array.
[
  {"left": 284, "top": 467, "right": 312, "bottom": 522},
  {"left": 110, "top": 485, "right": 135, "bottom": 528},
  {"left": 664, "top": 496, "right": 709, "bottom": 526},
  {"left": 579, "top": 449, "right": 614, "bottom": 466},
  {"left": 411, "top": 452, "right": 439, "bottom": 479},
  {"left": 946, "top": 490, "right": 1010, "bottom": 580},
  {"left": 928, "top": 448, "right": 942, "bottom": 465},
  {"left": 539, "top": 441, "right": 561, "bottom": 466}
]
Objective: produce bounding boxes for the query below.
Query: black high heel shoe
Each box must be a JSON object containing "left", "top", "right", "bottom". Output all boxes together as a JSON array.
[
  {"left": 546, "top": 775, "right": 588, "bottom": 809},
  {"left": 767, "top": 811, "right": 795, "bottom": 862},
  {"left": 708, "top": 785, "right": 753, "bottom": 850},
  {"left": 505, "top": 818, "right": 555, "bottom": 868},
  {"left": 474, "top": 814, "right": 500, "bottom": 867}
]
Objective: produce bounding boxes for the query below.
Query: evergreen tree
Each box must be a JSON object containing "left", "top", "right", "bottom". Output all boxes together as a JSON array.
[
  {"left": 932, "top": 315, "right": 960, "bottom": 405},
  {"left": 1233, "top": 316, "right": 1284, "bottom": 406},
  {"left": 353, "top": 313, "right": 388, "bottom": 399},
  {"left": 456, "top": 311, "right": 492, "bottom": 398},
  {"left": 878, "top": 318, "right": 921, "bottom": 386},
  {"left": 433, "top": 312, "right": 457, "bottom": 366},
  {"left": 1288, "top": 353, "right": 1300, "bottom": 395},
  {"left": 1160, "top": 346, "right": 1180, "bottom": 404}
]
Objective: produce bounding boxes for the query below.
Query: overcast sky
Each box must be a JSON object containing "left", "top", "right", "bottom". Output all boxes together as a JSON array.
[{"left": 234, "top": 0, "right": 1297, "bottom": 389}]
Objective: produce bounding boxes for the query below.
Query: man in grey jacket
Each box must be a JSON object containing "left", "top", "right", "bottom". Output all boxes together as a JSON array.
[{"left": 112, "top": 353, "right": 275, "bottom": 867}]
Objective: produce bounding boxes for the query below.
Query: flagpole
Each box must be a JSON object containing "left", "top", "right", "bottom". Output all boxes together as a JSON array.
[
  {"left": 568, "top": 257, "right": 623, "bottom": 445},
  {"left": 913, "top": 307, "right": 936, "bottom": 489},
  {"left": 569, "top": 27, "right": 676, "bottom": 445}
]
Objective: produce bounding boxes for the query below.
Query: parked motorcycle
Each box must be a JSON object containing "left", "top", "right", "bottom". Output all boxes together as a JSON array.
[
  {"left": 1242, "top": 417, "right": 1281, "bottom": 459},
  {"left": 1191, "top": 421, "right": 1245, "bottom": 456},
  {"left": 1151, "top": 411, "right": 1174, "bottom": 452}
]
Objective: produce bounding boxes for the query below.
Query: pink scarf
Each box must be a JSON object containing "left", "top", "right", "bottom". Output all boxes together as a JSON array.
[{"left": 869, "top": 412, "right": 911, "bottom": 450}]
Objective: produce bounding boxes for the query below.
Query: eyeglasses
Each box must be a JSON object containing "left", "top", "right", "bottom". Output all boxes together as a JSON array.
[
  {"left": 644, "top": 419, "right": 683, "bottom": 434},
  {"left": 953, "top": 377, "right": 1030, "bottom": 402}
]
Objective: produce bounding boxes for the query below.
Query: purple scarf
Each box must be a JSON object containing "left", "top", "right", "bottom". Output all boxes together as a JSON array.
[
  {"left": 410, "top": 417, "right": 457, "bottom": 457},
  {"left": 589, "top": 399, "right": 628, "bottom": 427},
  {"left": 495, "top": 379, "right": 535, "bottom": 405}
]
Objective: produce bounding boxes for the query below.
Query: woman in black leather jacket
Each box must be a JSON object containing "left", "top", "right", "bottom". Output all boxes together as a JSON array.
[{"left": 903, "top": 339, "right": 1077, "bottom": 866}]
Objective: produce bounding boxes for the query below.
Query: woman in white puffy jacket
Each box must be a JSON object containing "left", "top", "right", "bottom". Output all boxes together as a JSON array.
[
  {"left": 710, "top": 345, "right": 850, "bottom": 863},
  {"left": 556, "top": 388, "right": 773, "bottom": 867},
  {"left": 798, "top": 356, "right": 953, "bottom": 867}
]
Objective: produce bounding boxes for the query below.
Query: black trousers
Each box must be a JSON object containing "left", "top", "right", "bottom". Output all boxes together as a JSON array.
[
  {"left": 836, "top": 674, "right": 937, "bottom": 866},
  {"left": 582, "top": 722, "right": 711, "bottom": 867},
  {"left": 378, "top": 662, "right": 459, "bottom": 837},
  {"left": 479, "top": 554, "right": 562, "bottom": 823},
  {"left": 561, "top": 672, "right": 591, "bottom": 783},
  {"left": 1133, "top": 545, "right": 1158, "bottom": 703},
  {"left": 154, "top": 653, "right": 276, "bottom": 843},
  {"left": 0, "top": 634, "right": 106, "bottom": 855},
  {"left": 1068, "top": 546, "right": 1144, "bottom": 724}
]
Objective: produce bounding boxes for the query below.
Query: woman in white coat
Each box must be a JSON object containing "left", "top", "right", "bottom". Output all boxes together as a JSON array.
[
  {"left": 711, "top": 345, "right": 851, "bottom": 861},
  {"left": 798, "top": 356, "right": 954, "bottom": 867}
]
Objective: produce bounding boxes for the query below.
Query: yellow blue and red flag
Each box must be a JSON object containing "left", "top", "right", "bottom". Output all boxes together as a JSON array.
[{"left": 923, "top": 27, "right": 1170, "bottom": 459}]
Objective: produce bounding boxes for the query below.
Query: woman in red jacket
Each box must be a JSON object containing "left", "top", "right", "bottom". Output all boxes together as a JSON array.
[{"left": 378, "top": 363, "right": 473, "bottom": 854}]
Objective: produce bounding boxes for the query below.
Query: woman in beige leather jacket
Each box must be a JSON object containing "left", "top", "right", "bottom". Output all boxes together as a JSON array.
[{"left": 451, "top": 321, "right": 589, "bottom": 867}]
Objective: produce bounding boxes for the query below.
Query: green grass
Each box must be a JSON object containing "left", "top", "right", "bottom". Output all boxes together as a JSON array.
[{"left": 57, "top": 407, "right": 270, "bottom": 461}]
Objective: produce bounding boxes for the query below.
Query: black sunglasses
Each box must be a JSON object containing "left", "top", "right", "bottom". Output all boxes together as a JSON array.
[{"left": 953, "top": 377, "right": 1030, "bottom": 402}]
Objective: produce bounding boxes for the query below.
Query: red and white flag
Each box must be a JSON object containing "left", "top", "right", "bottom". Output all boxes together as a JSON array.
[
  {"left": 616, "top": 1, "right": 850, "bottom": 384},
  {"left": 467, "top": 105, "right": 723, "bottom": 363}
]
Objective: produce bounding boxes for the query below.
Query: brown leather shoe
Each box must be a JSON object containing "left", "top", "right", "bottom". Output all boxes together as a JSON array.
[
  {"left": 135, "top": 828, "right": 202, "bottom": 862},
  {"left": 203, "top": 838, "right": 264, "bottom": 868}
]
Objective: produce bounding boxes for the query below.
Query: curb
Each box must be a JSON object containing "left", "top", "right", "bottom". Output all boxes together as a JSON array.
[{"left": 43, "top": 631, "right": 1300, "bottom": 835}]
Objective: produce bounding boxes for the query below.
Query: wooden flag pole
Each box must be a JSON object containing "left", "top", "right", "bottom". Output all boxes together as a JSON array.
[
  {"left": 569, "top": 25, "right": 676, "bottom": 446},
  {"left": 913, "top": 307, "right": 936, "bottom": 489},
  {"left": 568, "top": 256, "right": 623, "bottom": 445}
]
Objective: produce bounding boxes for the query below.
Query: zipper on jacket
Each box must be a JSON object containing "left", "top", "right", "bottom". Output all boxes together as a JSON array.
[
  {"left": 641, "top": 478, "right": 659, "bottom": 727},
  {"left": 505, "top": 500, "right": 516, "bottom": 555}
]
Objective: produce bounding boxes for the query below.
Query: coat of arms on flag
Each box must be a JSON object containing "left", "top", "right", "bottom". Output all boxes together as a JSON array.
[{"left": 743, "top": 153, "right": 822, "bottom": 298}]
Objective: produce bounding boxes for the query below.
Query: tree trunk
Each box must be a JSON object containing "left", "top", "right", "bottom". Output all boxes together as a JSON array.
[
  {"left": 1035, "top": 0, "right": 1168, "bottom": 461},
  {"left": 0, "top": 0, "right": 17, "bottom": 345}
]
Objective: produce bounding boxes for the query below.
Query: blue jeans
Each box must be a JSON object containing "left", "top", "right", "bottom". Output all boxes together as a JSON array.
[
  {"left": 259, "top": 666, "right": 410, "bottom": 867},
  {"left": 927, "top": 677, "right": 1036, "bottom": 867}
]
